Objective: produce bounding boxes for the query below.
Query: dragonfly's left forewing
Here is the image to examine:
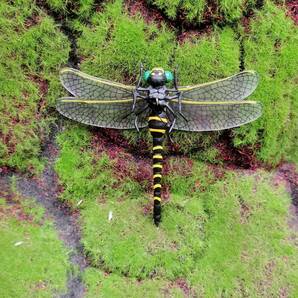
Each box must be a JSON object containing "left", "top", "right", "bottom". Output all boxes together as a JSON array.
[
  {"left": 179, "top": 71, "right": 259, "bottom": 102},
  {"left": 60, "top": 68, "right": 134, "bottom": 99}
]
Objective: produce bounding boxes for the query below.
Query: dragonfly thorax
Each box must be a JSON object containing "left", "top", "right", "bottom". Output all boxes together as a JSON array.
[{"left": 148, "top": 86, "right": 167, "bottom": 100}]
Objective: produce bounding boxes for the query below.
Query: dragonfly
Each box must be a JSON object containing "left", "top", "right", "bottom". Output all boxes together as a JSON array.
[{"left": 57, "top": 65, "right": 262, "bottom": 226}]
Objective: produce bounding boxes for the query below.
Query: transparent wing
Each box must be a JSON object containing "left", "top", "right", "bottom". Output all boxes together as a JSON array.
[
  {"left": 60, "top": 68, "right": 134, "bottom": 100},
  {"left": 170, "top": 100, "right": 262, "bottom": 132},
  {"left": 179, "top": 71, "right": 259, "bottom": 101},
  {"left": 56, "top": 97, "right": 148, "bottom": 129}
]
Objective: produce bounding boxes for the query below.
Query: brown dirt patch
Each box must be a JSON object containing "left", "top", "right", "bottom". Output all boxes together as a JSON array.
[
  {"left": 126, "top": 0, "right": 168, "bottom": 27},
  {"left": 286, "top": 0, "right": 298, "bottom": 25},
  {"left": 215, "top": 135, "right": 262, "bottom": 170}
]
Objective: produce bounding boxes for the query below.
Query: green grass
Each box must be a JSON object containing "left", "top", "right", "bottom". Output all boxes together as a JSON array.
[
  {"left": 0, "top": 0, "right": 69, "bottom": 172},
  {"left": 55, "top": 126, "right": 298, "bottom": 296},
  {"left": 0, "top": 190, "right": 70, "bottom": 297}
]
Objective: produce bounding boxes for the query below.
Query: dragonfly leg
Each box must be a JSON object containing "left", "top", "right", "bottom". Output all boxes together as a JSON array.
[
  {"left": 136, "top": 63, "right": 143, "bottom": 89},
  {"left": 174, "top": 65, "right": 179, "bottom": 90},
  {"left": 132, "top": 91, "right": 138, "bottom": 112},
  {"left": 134, "top": 115, "right": 140, "bottom": 133},
  {"left": 168, "top": 116, "right": 176, "bottom": 133},
  {"left": 133, "top": 104, "right": 149, "bottom": 133}
]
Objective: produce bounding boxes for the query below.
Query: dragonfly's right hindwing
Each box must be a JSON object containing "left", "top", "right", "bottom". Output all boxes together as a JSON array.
[
  {"left": 56, "top": 97, "right": 148, "bottom": 129},
  {"left": 171, "top": 100, "right": 262, "bottom": 132}
]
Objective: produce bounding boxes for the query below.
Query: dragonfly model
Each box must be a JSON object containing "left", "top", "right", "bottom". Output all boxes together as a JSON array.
[{"left": 57, "top": 65, "right": 262, "bottom": 226}]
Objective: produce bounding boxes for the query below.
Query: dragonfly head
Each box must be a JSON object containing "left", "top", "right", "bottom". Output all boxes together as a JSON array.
[{"left": 143, "top": 68, "right": 173, "bottom": 87}]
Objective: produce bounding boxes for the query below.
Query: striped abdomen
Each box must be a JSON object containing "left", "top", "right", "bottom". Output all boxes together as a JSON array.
[{"left": 148, "top": 111, "right": 168, "bottom": 226}]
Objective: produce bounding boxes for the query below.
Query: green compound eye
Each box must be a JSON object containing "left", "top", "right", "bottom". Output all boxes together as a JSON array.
[
  {"left": 165, "top": 71, "right": 174, "bottom": 82},
  {"left": 143, "top": 70, "right": 151, "bottom": 82}
]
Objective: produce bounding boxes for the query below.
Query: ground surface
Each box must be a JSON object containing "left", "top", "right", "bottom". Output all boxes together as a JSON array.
[{"left": 0, "top": 0, "right": 298, "bottom": 297}]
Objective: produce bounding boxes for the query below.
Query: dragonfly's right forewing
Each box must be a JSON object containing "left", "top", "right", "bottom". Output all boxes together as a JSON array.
[{"left": 60, "top": 68, "right": 134, "bottom": 100}]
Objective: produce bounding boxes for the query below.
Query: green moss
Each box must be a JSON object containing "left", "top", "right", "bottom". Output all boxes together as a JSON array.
[
  {"left": 190, "top": 172, "right": 298, "bottom": 297},
  {"left": 55, "top": 126, "right": 298, "bottom": 294},
  {"left": 84, "top": 269, "right": 185, "bottom": 298},
  {"left": 235, "top": 2, "right": 298, "bottom": 164},
  {"left": 148, "top": 0, "right": 259, "bottom": 24},
  {"left": 55, "top": 125, "right": 115, "bottom": 206},
  {"left": 0, "top": 200, "right": 70, "bottom": 297},
  {"left": 56, "top": 127, "right": 298, "bottom": 294},
  {"left": 0, "top": 0, "right": 70, "bottom": 172},
  {"left": 77, "top": 0, "right": 176, "bottom": 83}
]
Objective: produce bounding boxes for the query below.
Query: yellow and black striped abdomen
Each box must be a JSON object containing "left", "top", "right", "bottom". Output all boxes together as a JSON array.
[{"left": 148, "top": 112, "right": 168, "bottom": 225}]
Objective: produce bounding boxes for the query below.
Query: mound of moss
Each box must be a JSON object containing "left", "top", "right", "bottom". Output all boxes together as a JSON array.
[
  {"left": 55, "top": 125, "right": 298, "bottom": 297},
  {"left": 147, "top": 0, "right": 260, "bottom": 24},
  {"left": 0, "top": 0, "right": 69, "bottom": 172},
  {"left": 236, "top": 2, "right": 298, "bottom": 164}
]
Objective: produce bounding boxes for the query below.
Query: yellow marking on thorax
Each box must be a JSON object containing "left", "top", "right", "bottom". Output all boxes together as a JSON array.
[
  {"left": 153, "top": 154, "right": 163, "bottom": 159},
  {"left": 154, "top": 196, "right": 161, "bottom": 201},
  {"left": 153, "top": 174, "right": 162, "bottom": 179},
  {"left": 153, "top": 184, "right": 162, "bottom": 189}
]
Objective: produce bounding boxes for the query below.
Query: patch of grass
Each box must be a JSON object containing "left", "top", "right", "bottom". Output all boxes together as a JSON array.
[
  {"left": 55, "top": 125, "right": 117, "bottom": 207},
  {"left": 235, "top": 2, "right": 298, "bottom": 164},
  {"left": 175, "top": 27, "right": 240, "bottom": 84},
  {"left": 0, "top": 0, "right": 70, "bottom": 172},
  {"left": 0, "top": 198, "right": 70, "bottom": 297}
]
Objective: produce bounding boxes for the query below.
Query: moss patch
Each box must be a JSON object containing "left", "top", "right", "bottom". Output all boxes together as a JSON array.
[
  {"left": 0, "top": 190, "right": 70, "bottom": 297},
  {"left": 0, "top": 0, "right": 69, "bottom": 172},
  {"left": 56, "top": 126, "right": 298, "bottom": 296},
  {"left": 235, "top": 2, "right": 298, "bottom": 164}
]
